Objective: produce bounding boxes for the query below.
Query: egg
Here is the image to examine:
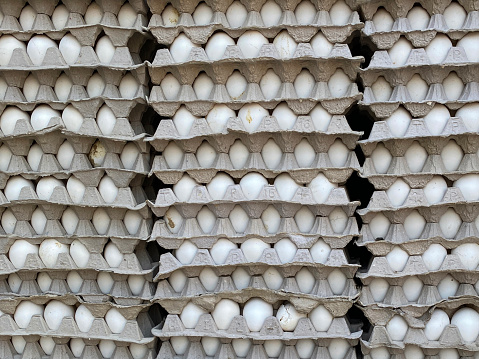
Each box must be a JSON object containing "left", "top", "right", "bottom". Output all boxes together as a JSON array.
[
  {"left": 264, "top": 341, "right": 282, "bottom": 357},
  {"left": 125, "top": 210, "right": 142, "bottom": 235},
  {"left": 370, "top": 143, "right": 392, "bottom": 173},
  {"left": 164, "top": 207, "right": 184, "bottom": 234},
  {"left": 173, "top": 106, "right": 199, "bottom": 136},
  {"left": 37, "top": 177, "right": 65, "bottom": 201},
  {"left": 260, "top": 69, "right": 281, "bottom": 100},
  {"left": 27, "top": 144, "right": 43, "bottom": 171},
  {"left": 118, "top": 3, "right": 137, "bottom": 27},
  {"left": 0, "top": 107, "right": 30, "bottom": 135},
  {"left": 272, "top": 103, "right": 297, "bottom": 130},
  {"left": 328, "top": 269, "right": 348, "bottom": 294},
  {"left": 76, "top": 305, "right": 95, "bottom": 332},
  {"left": 31, "top": 105, "right": 61, "bottom": 131},
  {"left": 309, "top": 305, "right": 333, "bottom": 331},
  {"left": 105, "top": 308, "right": 127, "bottom": 334},
  {"left": 40, "top": 336, "right": 55, "bottom": 355},
  {"left": 405, "top": 74, "right": 429, "bottom": 101},
  {"left": 243, "top": 298, "right": 273, "bottom": 331},
  {"left": 386, "top": 246, "right": 409, "bottom": 271},
  {"left": 425, "top": 35, "right": 452, "bottom": 64},
  {"left": 424, "top": 176, "right": 447, "bottom": 205},
  {"left": 52, "top": 5, "right": 69, "bottom": 29},
  {"left": 386, "top": 179, "right": 410, "bottom": 206},
  {"left": 293, "top": 139, "right": 315, "bottom": 168},
  {"left": 193, "top": 3, "right": 213, "bottom": 25},
  {"left": 130, "top": 343, "right": 148, "bottom": 359},
  {"left": 95, "top": 36, "right": 116, "bottom": 64},
  {"left": 161, "top": 4, "right": 178, "bottom": 26},
  {"left": 369, "top": 278, "right": 390, "bottom": 302},
  {"left": 87, "top": 73, "right": 106, "bottom": 97},
  {"left": 37, "top": 274, "right": 52, "bottom": 294},
  {"left": 403, "top": 210, "right": 426, "bottom": 239},
  {"left": 1, "top": 209, "right": 15, "bottom": 234},
  {"left": 370, "top": 347, "right": 390, "bottom": 359},
  {"left": 277, "top": 303, "right": 306, "bottom": 331},
  {"left": 89, "top": 140, "right": 107, "bottom": 167},
  {"left": 443, "top": 72, "right": 464, "bottom": 101},
  {"left": 310, "top": 104, "right": 332, "bottom": 131},
  {"left": 44, "top": 300, "right": 74, "bottom": 330},
  {"left": 62, "top": 105, "right": 84, "bottom": 132},
  {"left": 119, "top": 73, "right": 139, "bottom": 98},
  {"left": 210, "top": 238, "right": 237, "bottom": 264},
  {"left": 5, "top": 176, "right": 35, "bottom": 201},
  {"left": 99, "top": 340, "right": 116, "bottom": 358},
  {"left": 241, "top": 238, "right": 269, "bottom": 261},
  {"left": 193, "top": 73, "right": 214, "bottom": 100},
  {"left": 160, "top": 73, "right": 181, "bottom": 99},
  {"left": 452, "top": 243, "right": 479, "bottom": 270},
  {"left": 295, "top": 1, "right": 316, "bottom": 24},
  {"left": 206, "top": 104, "right": 235, "bottom": 133},
  {"left": 404, "top": 346, "right": 424, "bottom": 359},
  {"left": 403, "top": 276, "right": 423, "bottom": 301},
  {"left": 59, "top": 34, "right": 81, "bottom": 65},
  {"left": 386, "top": 315, "right": 408, "bottom": 340},
  {"left": 458, "top": 33, "right": 479, "bottom": 62},
  {"left": 444, "top": 3, "right": 467, "bottom": 29},
  {"left": 372, "top": 9, "right": 394, "bottom": 32},
  {"left": 273, "top": 30, "right": 297, "bottom": 58},
  {"left": 371, "top": 77, "right": 392, "bottom": 102},
  {"left": 294, "top": 69, "right": 315, "bottom": 98},
  {"left": 168, "top": 270, "right": 187, "bottom": 292},
  {"left": 329, "top": 139, "right": 350, "bottom": 167},
  {"left": 263, "top": 267, "right": 283, "bottom": 290},
  {"left": 274, "top": 238, "right": 297, "bottom": 263},
  {"left": 226, "top": 1, "right": 247, "bottom": 28},
  {"left": 261, "top": 205, "right": 281, "bottom": 234},
  {"left": 425, "top": 309, "right": 449, "bottom": 340},
  {"left": 173, "top": 174, "right": 198, "bottom": 202},
  {"left": 388, "top": 38, "right": 413, "bottom": 66},
  {"left": 0, "top": 35, "right": 27, "bottom": 66},
  {"left": 294, "top": 206, "right": 315, "bottom": 232},
  {"left": 229, "top": 140, "right": 250, "bottom": 169},
  {"left": 308, "top": 173, "right": 337, "bottom": 203},
  {"left": 329, "top": 207, "right": 348, "bottom": 234},
  {"left": 406, "top": 6, "right": 430, "bottom": 30},
  {"left": 175, "top": 240, "right": 198, "bottom": 264},
  {"left": 274, "top": 174, "right": 300, "bottom": 201},
  {"left": 237, "top": 31, "right": 269, "bottom": 58},
  {"left": 98, "top": 176, "right": 118, "bottom": 204},
  {"left": 170, "top": 34, "right": 200, "bottom": 63},
  {"left": 405, "top": 141, "right": 428, "bottom": 172},
  {"left": 439, "top": 349, "right": 459, "bottom": 359},
  {"left": 229, "top": 205, "right": 249, "bottom": 232},
  {"left": 104, "top": 242, "right": 123, "bottom": 268},
  {"left": 14, "top": 301, "right": 44, "bottom": 328},
  {"left": 310, "top": 32, "right": 333, "bottom": 58},
  {"left": 70, "top": 338, "right": 85, "bottom": 357},
  {"left": 424, "top": 105, "right": 450, "bottom": 135},
  {"left": 70, "top": 240, "right": 90, "bottom": 268},
  {"left": 296, "top": 339, "right": 315, "bottom": 359},
  {"left": 261, "top": 1, "right": 282, "bottom": 26},
  {"left": 19, "top": 5, "right": 36, "bottom": 30},
  {"left": 329, "top": 339, "right": 351, "bottom": 359},
  {"left": 199, "top": 267, "right": 219, "bottom": 291},
  {"left": 97, "top": 105, "right": 117, "bottom": 135},
  {"left": 39, "top": 239, "right": 69, "bottom": 268},
  {"left": 438, "top": 275, "right": 459, "bottom": 299},
  {"left": 329, "top": 0, "right": 352, "bottom": 25},
  {"left": 212, "top": 299, "right": 240, "bottom": 329},
  {"left": 180, "top": 302, "right": 207, "bottom": 329},
  {"left": 163, "top": 142, "right": 184, "bottom": 169},
  {"left": 8, "top": 273, "right": 22, "bottom": 292},
  {"left": 329, "top": 69, "right": 352, "bottom": 98},
  {"left": 310, "top": 239, "right": 331, "bottom": 263},
  {"left": 0, "top": 145, "right": 12, "bottom": 170},
  {"left": 97, "top": 272, "right": 114, "bottom": 294},
  {"left": 240, "top": 172, "right": 268, "bottom": 199},
  {"left": 441, "top": 140, "right": 463, "bottom": 171},
  {"left": 11, "top": 336, "right": 26, "bottom": 354},
  {"left": 295, "top": 267, "right": 315, "bottom": 293},
  {"left": 454, "top": 174, "right": 479, "bottom": 200},
  {"left": 202, "top": 337, "right": 220, "bottom": 356},
  {"left": 232, "top": 339, "right": 252, "bottom": 357},
  {"left": 85, "top": 3, "right": 103, "bottom": 24},
  {"left": 422, "top": 244, "right": 447, "bottom": 271},
  {"left": 205, "top": 32, "right": 235, "bottom": 61},
  {"left": 262, "top": 138, "right": 283, "bottom": 169},
  {"left": 170, "top": 336, "right": 189, "bottom": 355},
  {"left": 66, "top": 271, "right": 83, "bottom": 293},
  {"left": 23, "top": 74, "right": 40, "bottom": 102},
  {"left": 226, "top": 70, "right": 247, "bottom": 100},
  {"left": 232, "top": 267, "right": 251, "bottom": 289},
  {"left": 126, "top": 275, "right": 145, "bottom": 296},
  {"left": 61, "top": 207, "right": 79, "bottom": 235}
]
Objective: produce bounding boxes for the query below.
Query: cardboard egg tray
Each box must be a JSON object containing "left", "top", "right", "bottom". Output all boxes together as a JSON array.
[
  {"left": 157, "top": 338, "right": 359, "bottom": 359},
  {"left": 0, "top": 335, "right": 156, "bottom": 359},
  {"left": 361, "top": 344, "right": 476, "bottom": 359}
]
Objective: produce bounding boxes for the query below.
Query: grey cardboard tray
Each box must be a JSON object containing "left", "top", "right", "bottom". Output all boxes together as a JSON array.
[{"left": 360, "top": 342, "right": 476, "bottom": 359}]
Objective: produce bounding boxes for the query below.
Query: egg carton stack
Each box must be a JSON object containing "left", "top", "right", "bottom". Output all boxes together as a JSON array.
[
  {"left": 146, "top": 0, "right": 366, "bottom": 358},
  {"left": 0, "top": 0, "right": 158, "bottom": 358},
  {"left": 355, "top": 0, "right": 479, "bottom": 358}
]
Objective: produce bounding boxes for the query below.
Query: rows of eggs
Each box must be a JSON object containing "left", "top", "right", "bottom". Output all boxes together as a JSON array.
[
  {"left": 0, "top": 336, "right": 150, "bottom": 359},
  {"left": 1, "top": 206, "right": 145, "bottom": 237},
  {"left": 0, "top": 33, "right": 133, "bottom": 67},
  {"left": 164, "top": 337, "right": 353, "bottom": 359},
  {"left": 0, "top": 140, "right": 146, "bottom": 173},
  {"left": 367, "top": 347, "right": 479, "bottom": 359},
  {"left": 162, "top": 138, "right": 351, "bottom": 171},
  {"left": 159, "top": 1, "right": 355, "bottom": 28},
  {"left": 159, "top": 68, "right": 353, "bottom": 102},
  {"left": 164, "top": 204, "right": 349, "bottom": 236},
  {"left": 0, "top": 71, "right": 143, "bottom": 102},
  {"left": 0, "top": 2, "right": 145, "bottom": 32}
]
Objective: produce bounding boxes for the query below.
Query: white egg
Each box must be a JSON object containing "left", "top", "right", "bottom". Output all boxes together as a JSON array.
[
  {"left": 173, "top": 174, "right": 199, "bottom": 202},
  {"left": 240, "top": 172, "right": 268, "bottom": 199},
  {"left": 232, "top": 338, "right": 251, "bottom": 357},
  {"left": 328, "top": 69, "right": 351, "bottom": 97},
  {"left": 226, "top": 1, "right": 247, "bottom": 28},
  {"left": 99, "top": 340, "right": 116, "bottom": 358},
  {"left": 164, "top": 207, "right": 184, "bottom": 234},
  {"left": 237, "top": 31, "right": 269, "bottom": 58},
  {"left": 294, "top": 69, "right": 315, "bottom": 98},
  {"left": 70, "top": 240, "right": 90, "bottom": 268},
  {"left": 119, "top": 142, "right": 139, "bottom": 170},
  {"left": 371, "top": 77, "right": 392, "bottom": 102},
  {"left": 229, "top": 205, "right": 249, "bottom": 233},
  {"left": 232, "top": 267, "right": 251, "bottom": 289},
  {"left": 56, "top": 141, "right": 75, "bottom": 170},
  {"left": 386, "top": 107, "right": 412, "bottom": 138},
  {"left": 261, "top": 1, "right": 282, "bottom": 26},
  {"left": 12, "top": 336, "right": 27, "bottom": 354},
  {"left": 37, "top": 177, "right": 65, "bottom": 201},
  {"left": 406, "top": 6, "right": 430, "bottom": 30},
  {"left": 168, "top": 270, "right": 187, "bottom": 292},
  {"left": 404, "top": 210, "right": 426, "bottom": 239},
  {"left": 66, "top": 271, "right": 83, "bottom": 293},
  {"left": 296, "top": 339, "right": 315, "bottom": 359},
  {"left": 406, "top": 74, "right": 429, "bottom": 101},
  {"left": 454, "top": 174, "right": 479, "bottom": 200},
  {"left": 226, "top": 70, "right": 247, "bottom": 100},
  {"left": 118, "top": 3, "right": 137, "bottom": 27},
  {"left": 308, "top": 173, "right": 337, "bottom": 203},
  {"left": 175, "top": 240, "right": 197, "bottom": 264},
  {"left": 163, "top": 142, "right": 184, "bottom": 169},
  {"left": 193, "top": 3, "right": 213, "bottom": 25},
  {"left": 31, "top": 105, "right": 61, "bottom": 132},
  {"left": 294, "top": 1, "right": 316, "bottom": 24},
  {"left": 294, "top": 138, "right": 315, "bottom": 167},
  {"left": 403, "top": 276, "right": 423, "bottom": 301},
  {"left": 97, "top": 105, "right": 117, "bottom": 135},
  {"left": 458, "top": 33, "right": 479, "bottom": 62},
  {"left": 370, "top": 347, "right": 390, "bottom": 359},
  {"left": 173, "top": 106, "right": 199, "bottom": 136},
  {"left": 329, "top": 0, "right": 352, "bottom": 25},
  {"left": 261, "top": 205, "right": 281, "bottom": 234},
  {"left": 0, "top": 35, "right": 27, "bottom": 66},
  {"left": 1, "top": 107, "right": 30, "bottom": 135},
  {"left": 98, "top": 176, "right": 118, "bottom": 204},
  {"left": 442, "top": 72, "right": 464, "bottom": 101},
  {"left": 40, "top": 336, "right": 55, "bottom": 355},
  {"left": 424, "top": 176, "right": 447, "bottom": 204},
  {"left": 438, "top": 275, "right": 459, "bottom": 299},
  {"left": 370, "top": 143, "right": 392, "bottom": 173},
  {"left": 388, "top": 38, "right": 413, "bottom": 66},
  {"left": 424, "top": 105, "right": 450, "bottom": 135},
  {"left": 295, "top": 267, "right": 315, "bottom": 293},
  {"left": 422, "top": 244, "right": 447, "bottom": 271},
  {"left": 39, "top": 239, "right": 69, "bottom": 268},
  {"left": 441, "top": 140, "right": 463, "bottom": 171},
  {"left": 95, "top": 36, "right": 116, "bottom": 64},
  {"left": 452, "top": 307, "right": 479, "bottom": 342},
  {"left": 459, "top": 103, "right": 479, "bottom": 133},
  {"left": 452, "top": 243, "right": 479, "bottom": 270},
  {"left": 310, "top": 105, "right": 332, "bottom": 132},
  {"left": 62, "top": 105, "right": 84, "bottom": 132},
  {"left": 14, "top": 301, "right": 44, "bottom": 328},
  {"left": 386, "top": 179, "right": 410, "bottom": 206},
  {"left": 439, "top": 349, "right": 459, "bottom": 359},
  {"left": 426, "top": 35, "right": 452, "bottom": 64},
  {"left": 180, "top": 302, "right": 207, "bottom": 329},
  {"left": 59, "top": 34, "right": 81, "bottom": 65},
  {"left": 260, "top": 69, "right": 281, "bottom": 100},
  {"left": 369, "top": 278, "right": 390, "bottom": 302},
  {"left": 8, "top": 273, "right": 22, "bottom": 292},
  {"left": 386, "top": 246, "right": 409, "bottom": 271},
  {"left": 372, "top": 9, "right": 394, "bottom": 32},
  {"left": 61, "top": 207, "right": 79, "bottom": 235},
  {"left": 85, "top": 3, "right": 103, "bottom": 24},
  {"left": 161, "top": 5, "right": 179, "bottom": 26},
  {"left": 97, "top": 272, "right": 114, "bottom": 294},
  {"left": 130, "top": 343, "right": 148, "bottom": 359},
  {"left": 161, "top": 72, "right": 182, "bottom": 99},
  {"left": 76, "top": 305, "right": 95, "bottom": 332},
  {"left": 294, "top": 206, "right": 315, "bottom": 233},
  {"left": 207, "top": 173, "right": 234, "bottom": 200},
  {"left": 425, "top": 309, "right": 450, "bottom": 340},
  {"left": 309, "top": 305, "right": 333, "bottom": 331},
  {"left": 272, "top": 102, "right": 297, "bottom": 129},
  {"left": 274, "top": 173, "right": 300, "bottom": 201},
  {"left": 5, "top": 176, "right": 34, "bottom": 201},
  {"left": 202, "top": 337, "right": 220, "bottom": 356},
  {"left": 273, "top": 30, "right": 297, "bottom": 58},
  {"left": 404, "top": 346, "right": 424, "bottom": 359},
  {"left": 105, "top": 308, "right": 127, "bottom": 334},
  {"left": 329, "top": 207, "right": 348, "bottom": 234},
  {"left": 241, "top": 238, "right": 269, "bottom": 261},
  {"left": 263, "top": 267, "right": 283, "bottom": 290},
  {"left": 276, "top": 303, "right": 306, "bottom": 331},
  {"left": 171, "top": 337, "right": 189, "bottom": 355},
  {"left": 70, "top": 338, "right": 85, "bottom": 357},
  {"left": 310, "top": 239, "right": 331, "bottom": 263},
  {"left": 328, "top": 139, "right": 349, "bottom": 167},
  {"left": 0, "top": 145, "right": 12, "bottom": 170},
  {"left": 386, "top": 315, "right": 408, "bottom": 341},
  {"left": 329, "top": 340, "right": 350, "bottom": 359},
  {"left": 124, "top": 210, "right": 142, "bottom": 236},
  {"left": 210, "top": 238, "right": 236, "bottom": 264},
  {"left": 238, "top": 103, "right": 269, "bottom": 132},
  {"left": 205, "top": 32, "right": 235, "bottom": 61},
  {"left": 206, "top": 104, "right": 235, "bottom": 133},
  {"left": 262, "top": 137, "right": 284, "bottom": 168},
  {"left": 104, "top": 242, "right": 123, "bottom": 268},
  {"left": 27, "top": 144, "right": 43, "bottom": 171},
  {"left": 1, "top": 209, "right": 16, "bottom": 234},
  {"left": 405, "top": 141, "right": 428, "bottom": 172},
  {"left": 243, "top": 298, "right": 273, "bottom": 331},
  {"left": 229, "top": 140, "right": 250, "bottom": 169},
  {"left": 52, "top": 5, "right": 69, "bottom": 30},
  {"left": 19, "top": 5, "right": 36, "bottom": 30},
  {"left": 328, "top": 269, "right": 347, "bottom": 294},
  {"left": 87, "top": 73, "right": 106, "bottom": 98},
  {"left": 119, "top": 73, "right": 139, "bottom": 98},
  {"left": 23, "top": 74, "right": 40, "bottom": 102},
  {"left": 170, "top": 34, "right": 200, "bottom": 63},
  {"left": 127, "top": 275, "right": 146, "bottom": 296},
  {"left": 44, "top": 300, "right": 74, "bottom": 330},
  {"left": 439, "top": 208, "right": 461, "bottom": 239},
  {"left": 263, "top": 340, "right": 282, "bottom": 357},
  {"left": 199, "top": 267, "right": 219, "bottom": 291},
  {"left": 444, "top": 3, "right": 467, "bottom": 29},
  {"left": 212, "top": 299, "right": 240, "bottom": 329},
  {"left": 274, "top": 238, "right": 297, "bottom": 263},
  {"left": 193, "top": 73, "right": 214, "bottom": 100}
]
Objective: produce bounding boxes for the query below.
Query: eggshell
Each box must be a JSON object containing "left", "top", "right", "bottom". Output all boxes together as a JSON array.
[
  {"left": 452, "top": 243, "right": 479, "bottom": 270},
  {"left": 424, "top": 104, "right": 450, "bottom": 135},
  {"left": 61, "top": 207, "right": 79, "bottom": 235},
  {"left": 170, "top": 336, "right": 189, "bottom": 355},
  {"left": 404, "top": 210, "right": 426, "bottom": 239},
  {"left": 310, "top": 104, "right": 332, "bottom": 131},
  {"left": 441, "top": 140, "right": 463, "bottom": 171},
  {"left": 386, "top": 246, "right": 409, "bottom": 271},
  {"left": 14, "top": 301, "right": 44, "bottom": 328},
  {"left": 438, "top": 275, "right": 459, "bottom": 299},
  {"left": 97, "top": 105, "right": 117, "bottom": 135},
  {"left": 52, "top": 5, "right": 69, "bottom": 29},
  {"left": 39, "top": 336, "right": 55, "bottom": 355},
  {"left": 274, "top": 238, "right": 297, "bottom": 263},
  {"left": 329, "top": 339, "right": 350, "bottom": 359},
  {"left": 443, "top": 72, "right": 464, "bottom": 101},
  {"left": 163, "top": 142, "right": 184, "bottom": 169},
  {"left": 329, "top": 0, "right": 352, "bottom": 25},
  {"left": 169, "top": 270, "right": 187, "bottom": 292},
  {"left": 19, "top": 5, "right": 36, "bottom": 30},
  {"left": 0, "top": 145, "right": 12, "bottom": 170},
  {"left": 296, "top": 339, "right": 315, "bottom": 359},
  {"left": 294, "top": 138, "right": 315, "bottom": 167},
  {"left": 405, "top": 141, "right": 428, "bottom": 172},
  {"left": 11, "top": 336, "right": 26, "bottom": 354},
  {"left": 444, "top": 3, "right": 467, "bottom": 29},
  {"left": 328, "top": 69, "right": 351, "bottom": 97},
  {"left": 386, "top": 315, "right": 408, "bottom": 340},
  {"left": 118, "top": 3, "right": 137, "bottom": 27},
  {"left": 37, "top": 177, "right": 64, "bottom": 200},
  {"left": 76, "top": 305, "right": 95, "bottom": 332},
  {"left": 66, "top": 271, "right": 83, "bottom": 293},
  {"left": 206, "top": 104, "right": 235, "bottom": 133},
  {"left": 170, "top": 34, "right": 200, "bottom": 63},
  {"left": 425, "top": 309, "right": 450, "bottom": 340},
  {"left": 232, "top": 267, "right": 251, "bottom": 289},
  {"left": 458, "top": 33, "right": 479, "bottom": 62},
  {"left": 126, "top": 274, "right": 145, "bottom": 296},
  {"left": 44, "top": 300, "right": 74, "bottom": 330},
  {"left": 1, "top": 209, "right": 15, "bottom": 234},
  {"left": 237, "top": 31, "right": 269, "bottom": 58},
  {"left": 202, "top": 337, "right": 220, "bottom": 356},
  {"left": 274, "top": 173, "right": 300, "bottom": 200},
  {"left": 404, "top": 345, "right": 424, "bottom": 359},
  {"left": 263, "top": 267, "right": 283, "bottom": 290},
  {"left": 95, "top": 36, "right": 116, "bottom": 64},
  {"left": 5, "top": 176, "right": 34, "bottom": 201},
  {"left": 39, "top": 239, "right": 69, "bottom": 268},
  {"left": 243, "top": 298, "right": 273, "bottom": 331},
  {"left": 175, "top": 240, "right": 197, "bottom": 264},
  {"left": 161, "top": 5, "right": 179, "bottom": 26},
  {"left": 272, "top": 102, "right": 297, "bottom": 130},
  {"left": 422, "top": 244, "right": 447, "bottom": 271},
  {"left": 439, "top": 349, "right": 459, "bottom": 359},
  {"left": 260, "top": 69, "right": 281, "bottom": 100},
  {"left": 27, "top": 144, "right": 43, "bottom": 171},
  {"left": 206, "top": 173, "right": 234, "bottom": 200},
  {"left": 264, "top": 340, "right": 283, "bottom": 357},
  {"left": 388, "top": 38, "right": 413, "bottom": 66},
  {"left": 226, "top": 70, "right": 247, "bottom": 99},
  {"left": 193, "top": 73, "right": 214, "bottom": 99},
  {"left": 199, "top": 267, "right": 219, "bottom": 291},
  {"left": 97, "top": 272, "right": 114, "bottom": 294},
  {"left": 261, "top": 1, "right": 282, "bottom": 26},
  {"left": 328, "top": 269, "right": 347, "bottom": 294},
  {"left": 261, "top": 205, "right": 281, "bottom": 234},
  {"left": 70, "top": 239, "right": 90, "bottom": 268},
  {"left": 59, "top": 34, "right": 81, "bottom": 65},
  {"left": 62, "top": 105, "right": 84, "bottom": 132},
  {"left": 259, "top": 139, "right": 281, "bottom": 169},
  {"left": 105, "top": 308, "right": 127, "bottom": 333},
  {"left": 273, "top": 30, "right": 297, "bottom": 58},
  {"left": 123, "top": 210, "right": 141, "bottom": 235},
  {"left": 309, "top": 305, "right": 333, "bottom": 331},
  {"left": 193, "top": 3, "right": 213, "bottom": 25},
  {"left": 426, "top": 34, "right": 452, "bottom": 64},
  {"left": 205, "top": 32, "right": 235, "bottom": 60},
  {"left": 407, "top": 6, "right": 430, "bottom": 30},
  {"left": 405, "top": 74, "right": 429, "bottom": 101},
  {"left": 294, "top": 206, "right": 315, "bottom": 232},
  {"left": 241, "top": 238, "right": 269, "bottom": 261},
  {"left": 277, "top": 303, "right": 306, "bottom": 331},
  {"left": 212, "top": 299, "right": 240, "bottom": 329},
  {"left": 372, "top": 9, "right": 394, "bottom": 32},
  {"left": 228, "top": 140, "right": 249, "bottom": 169},
  {"left": 439, "top": 208, "right": 461, "bottom": 239},
  {"left": 23, "top": 74, "right": 40, "bottom": 102},
  {"left": 238, "top": 103, "right": 269, "bottom": 132},
  {"left": 386, "top": 179, "right": 410, "bottom": 206},
  {"left": 295, "top": 267, "right": 315, "bottom": 293},
  {"left": 229, "top": 205, "right": 249, "bottom": 232},
  {"left": 173, "top": 106, "right": 199, "bottom": 136},
  {"left": 329, "top": 207, "right": 348, "bottom": 234},
  {"left": 57, "top": 140, "right": 75, "bottom": 170},
  {"left": 104, "top": 242, "right": 123, "bottom": 268},
  {"left": 180, "top": 302, "right": 207, "bottom": 328},
  {"left": 369, "top": 278, "right": 390, "bottom": 302},
  {"left": 119, "top": 73, "right": 139, "bottom": 98},
  {"left": 32, "top": 105, "right": 61, "bottom": 131},
  {"left": 403, "top": 276, "right": 423, "bottom": 301},
  {"left": 371, "top": 76, "right": 392, "bottom": 102},
  {"left": 328, "top": 139, "right": 349, "bottom": 167},
  {"left": 240, "top": 172, "right": 268, "bottom": 199},
  {"left": 308, "top": 173, "right": 337, "bottom": 203},
  {"left": 87, "top": 73, "right": 106, "bottom": 97},
  {"left": 130, "top": 343, "right": 148, "bottom": 359},
  {"left": 70, "top": 338, "right": 85, "bottom": 357},
  {"left": 99, "top": 340, "right": 116, "bottom": 358},
  {"left": 226, "top": 1, "right": 247, "bottom": 28},
  {"left": 294, "top": 1, "right": 316, "bottom": 24},
  {"left": 8, "top": 273, "right": 22, "bottom": 292},
  {"left": 371, "top": 143, "right": 392, "bottom": 173},
  {"left": 165, "top": 207, "right": 184, "bottom": 234},
  {"left": 0, "top": 35, "right": 27, "bottom": 66},
  {"left": 85, "top": 3, "right": 103, "bottom": 24},
  {"left": 294, "top": 69, "right": 315, "bottom": 98},
  {"left": 370, "top": 347, "right": 390, "bottom": 359},
  {"left": 210, "top": 238, "right": 236, "bottom": 264},
  {"left": 173, "top": 174, "right": 198, "bottom": 202},
  {"left": 0, "top": 107, "right": 30, "bottom": 135},
  {"left": 98, "top": 176, "right": 118, "bottom": 204},
  {"left": 310, "top": 239, "right": 331, "bottom": 263},
  {"left": 454, "top": 174, "right": 479, "bottom": 200},
  {"left": 232, "top": 339, "right": 252, "bottom": 357}
]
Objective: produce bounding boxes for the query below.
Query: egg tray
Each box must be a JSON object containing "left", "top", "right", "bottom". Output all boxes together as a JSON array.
[
  {"left": 147, "top": 115, "right": 361, "bottom": 153},
  {"left": 152, "top": 313, "right": 362, "bottom": 342},
  {"left": 360, "top": 343, "right": 476, "bottom": 359},
  {"left": 0, "top": 237, "right": 156, "bottom": 276},
  {"left": 157, "top": 338, "right": 359, "bottom": 359},
  {"left": 360, "top": 83, "right": 479, "bottom": 119},
  {"left": 152, "top": 216, "right": 358, "bottom": 247},
  {"left": 0, "top": 336, "right": 156, "bottom": 359},
  {"left": 149, "top": 11, "right": 362, "bottom": 45}
]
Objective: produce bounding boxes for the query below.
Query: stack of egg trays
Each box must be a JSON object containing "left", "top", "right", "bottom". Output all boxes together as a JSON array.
[
  {"left": 355, "top": 1, "right": 479, "bottom": 358},
  {"left": 146, "top": 0, "right": 366, "bottom": 358},
  {"left": 0, "top": 0, "right": 158, "bottom": 358}
]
